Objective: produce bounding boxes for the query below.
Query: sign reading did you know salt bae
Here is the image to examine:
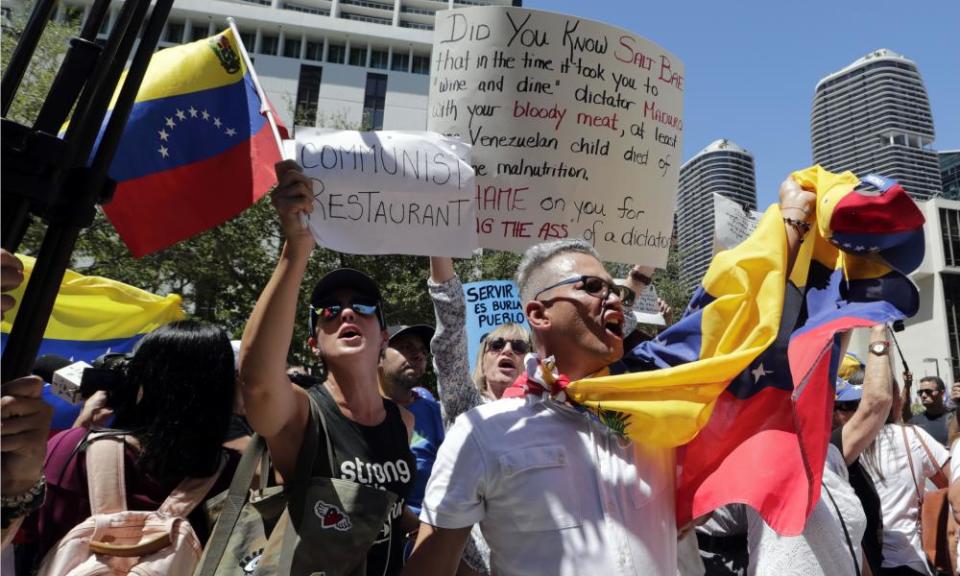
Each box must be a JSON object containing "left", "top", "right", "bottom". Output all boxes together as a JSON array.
[
  {"left": 428, "top": 6, "right": 684, "bottom": 266},
  {"left": 292, "top": 129, "right": 478, "bottom": 257}
]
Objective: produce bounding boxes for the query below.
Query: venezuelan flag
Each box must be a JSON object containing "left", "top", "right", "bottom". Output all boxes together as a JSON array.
[
  {"left": 566, "top": 166, "right": 923, "bottom": 535},
  {"left": 101, "top": 29, "right": 285, "bottom": 257},
  {"left": 1, "top": 255, "right": 184, "bottom": 360}
]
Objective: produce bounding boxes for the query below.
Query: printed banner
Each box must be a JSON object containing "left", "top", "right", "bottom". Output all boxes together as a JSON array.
[
  {"left": 428, "top": 6, "right": 684, "bottom": 265},
  {"left": 463, "top": 280, "right": 528, "bottom": 372},
  {"left": 293, "top": 130, "right": 477, "bottom": 257},
  {"left": 713, "top": 193, "right": 761, "bottom": 255}
]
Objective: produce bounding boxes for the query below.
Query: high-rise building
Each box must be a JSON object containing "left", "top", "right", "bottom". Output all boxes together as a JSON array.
[
  {"left": 940, "top": 151, "right": 960, "bottom": 200},
  {"left": 811, "top": 48, "right": 943, "bottom": 200},
  {"left": 48, "top": 0, "right": 516, "bottom": 130},
  {"left": 676, "top": 139, "right": 757, "bottom": 290}
]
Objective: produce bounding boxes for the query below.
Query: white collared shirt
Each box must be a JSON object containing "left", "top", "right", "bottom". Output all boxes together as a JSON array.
[{"left": 420, "top": 395, "right": 677, "bottom": 576}]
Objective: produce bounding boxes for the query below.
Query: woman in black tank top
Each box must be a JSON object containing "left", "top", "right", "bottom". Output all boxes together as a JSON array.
[
  {"left": 309, "top": 385, "right": 414, "bottom": 576},
  {"left": 240, "top": 161, "right": 416, "bottom": 576}
]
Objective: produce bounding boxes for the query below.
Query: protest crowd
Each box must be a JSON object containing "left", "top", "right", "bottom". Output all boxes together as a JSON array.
[{"left": 0, "top": 6, "right": 953, "bottom": 576}]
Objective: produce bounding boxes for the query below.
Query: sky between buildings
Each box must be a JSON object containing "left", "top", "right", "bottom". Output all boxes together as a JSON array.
[{"left": 528, "top": 0, "right": 959, "bottom": 208}]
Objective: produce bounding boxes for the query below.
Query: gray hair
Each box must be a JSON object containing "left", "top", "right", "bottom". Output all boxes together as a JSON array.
[{"left": 515, "top": 239, "right": 599, "bottom": 304}]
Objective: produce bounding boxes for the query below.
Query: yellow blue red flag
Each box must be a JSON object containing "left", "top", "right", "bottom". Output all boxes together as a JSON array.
[
  {"left": 566, "top": 166, "right": 923, "bottom": 535},
  {"left": 1, "top": 255, "right": 184, "bottom": 361},
  {"left": 101, "top": 29, "right": 285, "bottom": 257}
]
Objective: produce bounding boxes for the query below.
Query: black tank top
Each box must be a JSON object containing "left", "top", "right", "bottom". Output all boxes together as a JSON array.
[{"left": 309, "top": 384, "right": 415, "bottom": 576}]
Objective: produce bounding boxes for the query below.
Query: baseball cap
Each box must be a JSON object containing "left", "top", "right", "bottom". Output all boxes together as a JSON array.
[
  {"left": 835, "top": 378, "right": 863, "bottom": 403},
  {"left": 388, "top": 324, "right": 435, "bottom": 348},
  {"left": 309, "top": 268, "right": 386, "bottom": 332}
]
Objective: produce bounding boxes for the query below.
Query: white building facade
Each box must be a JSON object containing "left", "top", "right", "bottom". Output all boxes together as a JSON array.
[
  {"left": 58, "top": 0, "right": 515, "bottom": 131},
  {"left": 882, "top": 198, "right": 960, "bottom": 387}
]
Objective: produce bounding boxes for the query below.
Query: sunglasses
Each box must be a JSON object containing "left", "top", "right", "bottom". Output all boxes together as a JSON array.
[
  {"left": 534, "top": 275, "right": 636, "bottom": 308},
  {"left": 485, "top": 337, "right": 530, "bottom": 354},
  {"left": 918, "top": 389, "right": 940, "bottom": 397},
  {"left": 311, "top": 299, "right": 380, "bottom": 324},
  {"left": 834, "top": 402, "right": 859, "bottom": 413}
]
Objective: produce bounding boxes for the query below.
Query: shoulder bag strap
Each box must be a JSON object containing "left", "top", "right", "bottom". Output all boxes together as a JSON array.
[
  {"left": 195, "top": 436, "right": 268, "bottom": 576},
  {"left": 158, "top": 453, "right": 228, "bottom": 518},
  {"left": 85, "top": 435, "right": 128, "bottom": 515},
  {"left": 287, "top": 386, "right": 331, "bottom": 528},
  {"left": 823, "top": 482, "right": 862, "bottom": 576},
  {"left": 901, "top": 424, "right": 923, "bottom": 501},
  {"left": 912, "top": 425, "right": 950, "bottom": 489}
]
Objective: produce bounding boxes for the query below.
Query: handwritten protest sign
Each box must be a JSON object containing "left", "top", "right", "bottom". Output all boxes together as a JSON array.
[
  {"left": 428, "top": 6, "right": 684, "bottom": 266},
  {"left": 631, "top": 284, "right": 666, "bottom": 326},
  {"left": 713, "top": 193, "right": 761, "bottom": 255},
  {"left": 292, "top": 130, "right": 477, "bottom": 257},
  {"left": 463, "top": 280, "right": 528, "bottom": 372}
]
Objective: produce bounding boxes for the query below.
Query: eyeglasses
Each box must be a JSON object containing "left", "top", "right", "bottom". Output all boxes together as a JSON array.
[
  {"left": 485, "top": 337, "right": 530, "bottom": 355},
  {"left": 534, "top": 275, "right": 636, "bottom": 308},
  {"left": 311, "top": 299, "right": 380, "bottom": 324},
  {"left": 834, "top": 402, "right": 859, "bottom": 413},
  {"left": 918, "top": 389, "right": 940, "bottom": 397}
]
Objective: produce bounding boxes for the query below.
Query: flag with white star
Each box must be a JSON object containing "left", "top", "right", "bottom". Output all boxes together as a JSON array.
[
  {"left": 100, "top": 28, "right": 286, "bottom": 257},
  {"left": 566, "top": 166, "right": 924, "bottom": 536}
]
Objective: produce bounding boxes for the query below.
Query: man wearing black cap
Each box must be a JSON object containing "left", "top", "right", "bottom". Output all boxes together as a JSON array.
[
  {"left": 380, "top": 325, "right": 444, "bottom": 517},
  {"left": 240, "top": 162, "right": 415, "bottom": 575}
]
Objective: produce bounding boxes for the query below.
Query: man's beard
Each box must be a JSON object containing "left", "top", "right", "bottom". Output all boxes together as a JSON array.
[{"left": 393, "top": 370, "right": 421, "bottom": 391}]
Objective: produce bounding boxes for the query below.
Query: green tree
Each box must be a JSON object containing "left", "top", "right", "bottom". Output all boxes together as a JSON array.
[{"left": 1, "top": 7, "right": 80, "bottom": 126}]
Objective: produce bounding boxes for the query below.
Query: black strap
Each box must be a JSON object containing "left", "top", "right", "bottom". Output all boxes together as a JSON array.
[
  {"left": 194, "top": 434, "right": 268, "bottom": 576},
  {"left": 287, "top": 385, "right": 334, "bottom": 528},
  {"left": 823, "top": 481, "right": 862, "bottom": 576}
]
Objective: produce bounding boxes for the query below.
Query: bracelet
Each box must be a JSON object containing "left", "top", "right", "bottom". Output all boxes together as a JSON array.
[
  {"left": 1, "top": 475, "right": 46, "bottom": 529},
  {"left": 783, "top": 217, "right": 812, "bottom": 240}
]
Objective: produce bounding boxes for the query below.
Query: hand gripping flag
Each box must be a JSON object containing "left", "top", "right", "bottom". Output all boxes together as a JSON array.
[
  {"left": 564, "top": 165, "right": 923, "bottom": 534},
  {"left": 2, "top": 255, "right": 184, "bottom": 431},
  {"left": 101, "top": 29, "right": 286, "bottom": 256}
]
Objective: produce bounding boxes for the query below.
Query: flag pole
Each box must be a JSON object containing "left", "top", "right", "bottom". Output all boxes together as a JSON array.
[{"left": 226, "top": 17, "right": 284, "bottom": 155}]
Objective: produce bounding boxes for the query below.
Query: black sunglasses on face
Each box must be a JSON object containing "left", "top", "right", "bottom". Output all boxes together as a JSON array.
[
  {"left": 311, "top": 299, "right": 380, "bottom": 323},
  {"left": 834, "top": 402, "right": 859, "bottom": 412},
  {"left": 485, "top": 337, "right": 529, "bottom": 354},
  {"left": 534, "top": 275, "right": 636, "bottom": 308},
  {"left": 918, "top": 389, "right": 940, "bottom": 397}
]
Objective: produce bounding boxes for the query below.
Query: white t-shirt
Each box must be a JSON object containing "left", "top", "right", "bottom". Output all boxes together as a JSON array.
[
  {"left": 420, "top": 395, "right": 677, "bottom": 576},
  {"left": 702, "top": 445, "right": 866, "bottom": 576},
  {"left": 951, "top": 439, "right": 960, "bottom": 565},
  {"left": 863, "top": 424, "right": 950, "bottom": 574}
]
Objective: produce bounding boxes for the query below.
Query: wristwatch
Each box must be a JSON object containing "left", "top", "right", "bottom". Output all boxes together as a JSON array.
[{"left": 869, "top": 341, "right": 890, "bottom": 356}]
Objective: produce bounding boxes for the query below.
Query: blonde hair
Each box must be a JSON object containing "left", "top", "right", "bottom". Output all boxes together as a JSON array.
[{"left": 472, "top": 323, "right": 530, "bottom": 398}]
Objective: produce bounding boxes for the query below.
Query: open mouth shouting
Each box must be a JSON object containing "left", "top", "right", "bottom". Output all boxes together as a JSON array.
[
  {"left": 338, "top": 324, "right": 363, "bottom": 344},
  {"left": 601, "top": 310, "right": 625, "bottom": 340}
]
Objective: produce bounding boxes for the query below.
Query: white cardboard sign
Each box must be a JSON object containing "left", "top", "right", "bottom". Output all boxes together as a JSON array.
[
  {"left": 292, "top": 130, "right": 477, "bottom": 257},
  {"left": 712, "top": 193, "right": 761, "bottom": 255},
  {"left": 428, "top": 6, "right": 684, "bottom": 266}
]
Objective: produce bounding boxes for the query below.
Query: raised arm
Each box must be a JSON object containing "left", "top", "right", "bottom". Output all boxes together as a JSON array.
[
  {"left": 900, "top": 370, "right": 914, "bottom": 424},
  {"left": 239, "top": 161, "right": 315, "bottom": 479},
  {"left": 779, "top": 177, "right": 816, "bottom": 276},
  {"left": 429, "top": 256, "right": 484, "bottom": 428},
  {"left": 840, "top": 325, "right": 893, "bottom": 465}
]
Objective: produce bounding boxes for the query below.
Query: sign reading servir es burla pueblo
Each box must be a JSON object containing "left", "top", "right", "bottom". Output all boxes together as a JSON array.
[{"left": 428, "top": 6, "right": 684, "bottom": 266}]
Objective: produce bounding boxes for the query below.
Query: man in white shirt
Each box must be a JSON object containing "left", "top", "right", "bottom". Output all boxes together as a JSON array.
[{"left": 402, "top": 180, "right": 815, "bottom": 576}]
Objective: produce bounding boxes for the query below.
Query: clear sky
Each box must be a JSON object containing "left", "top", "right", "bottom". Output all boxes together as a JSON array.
[{"left": 527, "top": 0, "right": 959, "bottom": 208}]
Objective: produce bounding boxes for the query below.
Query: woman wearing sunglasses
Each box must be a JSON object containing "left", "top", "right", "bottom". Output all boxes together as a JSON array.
[
  {"left": 239, "top": 161, "right": 415, "bottom": 576},
  {"left": 426, "top": 256, "right": 532, "bottom": 576}
]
